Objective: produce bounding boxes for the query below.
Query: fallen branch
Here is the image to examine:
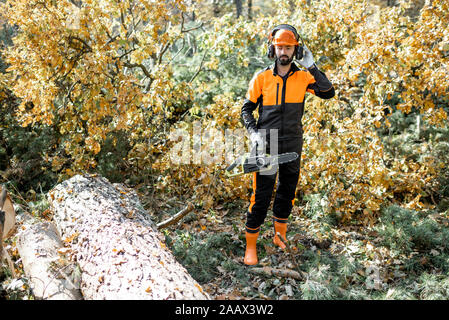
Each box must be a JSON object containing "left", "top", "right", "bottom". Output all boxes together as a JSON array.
[
  {"left": 249, "top": 266, "right": 305, "bottom": 280},
  {"left": 157, "top": 202, "right": 194, "bottom": 230}
]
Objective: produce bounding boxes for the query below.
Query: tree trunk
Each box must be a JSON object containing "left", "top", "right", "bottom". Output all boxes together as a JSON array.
[
  {"left": 234, "top": 0, "right": 242, "bottom": 18},
  {"left": 212, "top": 0, "right": 220, "bottom": 17},
  {"left": 48, "top": 174, "right": 209, "bottom": 300},
  {"left": 16, "top": 219, "right": 82, "bottom": 300},
  {"left": 248, "top": 0, "right": 252, "bottom": 20},
  {"left": 416, "top": 114, "right": 421, "bottom": 140},
  {"left": 1, "top": 186, "right": 16, "bottom": 240},
  {"left": 1, "top": 186, "right": 16, "bottom": 276}
]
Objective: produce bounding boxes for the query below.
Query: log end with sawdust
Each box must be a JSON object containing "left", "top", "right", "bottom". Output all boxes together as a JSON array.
[{"left": 1, "top": 185, "right": 16, "bottom": 277}]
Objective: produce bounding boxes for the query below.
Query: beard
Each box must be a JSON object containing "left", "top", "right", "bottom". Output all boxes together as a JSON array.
[{"left": 277, "top": 54, "right": 293, "bottom": 66}]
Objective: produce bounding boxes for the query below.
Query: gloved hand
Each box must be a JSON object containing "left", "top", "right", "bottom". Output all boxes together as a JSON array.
[
  {"left": 250, "top": 131, "right": 264, "bottom": 147},
  {"left": 298, "top": 45, "right": 315, "bottom": 69}
]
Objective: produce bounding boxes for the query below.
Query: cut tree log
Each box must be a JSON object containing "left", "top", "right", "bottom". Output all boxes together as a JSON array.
[
  {"left": 1, "top": 185, "right": 16, "bottom": 277},
  {"left": 0, "top": 186, "right": 15, "bottom": 239},
  {"left": 16, "top": 219, "right": 82, "bottom": 300},
  {"left": 48, "top": 174, "right": 209, "bottom": 300}
]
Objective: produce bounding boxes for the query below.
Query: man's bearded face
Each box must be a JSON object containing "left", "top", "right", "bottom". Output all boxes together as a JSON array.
[{"left": 275, "top": 45, "right": 295, "bottom": 66}]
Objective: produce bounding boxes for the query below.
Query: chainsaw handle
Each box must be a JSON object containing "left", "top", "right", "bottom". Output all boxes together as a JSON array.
[
  {"left": 250, "top": 143, "right": 265, "bottom": 157},
  {"left": 225, "top": 154, "right": 248, "bottom": 176}
]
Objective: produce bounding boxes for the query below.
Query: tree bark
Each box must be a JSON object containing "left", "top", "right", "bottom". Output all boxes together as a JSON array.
[
  {"left": 157, "top": 202, "right": 194, "bottom": 229},
  {"left": 250, "top": 267, "right": 305, "bottom": 280},
  {"left": 212, "top": 0, "right": 220, "bottom": 17},
  {"left": 234, "top": 0, "right": 242, "bottom": 18},
  {"left": 16, "top": 219, "right": 82, "bottom": 300},
  {"left": 48, "top": 174, "right": 209, "bottom": 300},
  {"left": 1, "top": 186, "right": 16, "bottom": 277},
  {"left": 1, "top": 186, "right": 16, "bottom": 240}
]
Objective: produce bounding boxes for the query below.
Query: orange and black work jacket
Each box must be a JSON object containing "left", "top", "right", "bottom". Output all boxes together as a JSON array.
[{"left": 242, "top": 62, "right": 335, "bottom": 140}]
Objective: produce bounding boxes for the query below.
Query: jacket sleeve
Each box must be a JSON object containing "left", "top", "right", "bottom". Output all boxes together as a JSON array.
[
  {"left": 306, "top": 65, "right": 335, "bottom": 99},
  {"left": 241, "top": 72, "right": 263, "bottom": 134}
]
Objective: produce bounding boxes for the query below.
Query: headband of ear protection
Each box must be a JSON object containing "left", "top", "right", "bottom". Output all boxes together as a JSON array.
[{"left": 267, "top": 24, "right": 305, "bottom": 61}]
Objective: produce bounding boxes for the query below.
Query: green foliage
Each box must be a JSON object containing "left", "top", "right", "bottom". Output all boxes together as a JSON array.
[
  {"left": 300, "top": 264, "right": 336, "bottom": 299},
  {"left": 95, "top": 130, "right": 132, "bottom": 183},
  {"left": 166, "top": 231, "right": 242, "bottom": 283},
  {"left": 0, "top": 276, "right": 32, "bottom": 300},
  {"left": 376, "top": 206, "right": 449, "bottom": 253},
  {"left": 0, "top": 23, "right": 59, "bottom": 192},
  {"left": 0, "top": 117, "right": 59, "bottom": 192},
  {"left": 294, "top": 249, "right": 372, "bottom": 300},
  {"left": 176, "top": 13, "right": 267, "bottom": 110},
  {"left": 417, "top": 273, "right": 449, "bottom": 299},
  {"left": 0, "top": 22, "right": 15, "bottom": 72},
  {"left": 301, "top": 193, "right": 337, "bottom": 239},
  {"left": 375, "top": 205, "right": 449, "bottom": 274}
]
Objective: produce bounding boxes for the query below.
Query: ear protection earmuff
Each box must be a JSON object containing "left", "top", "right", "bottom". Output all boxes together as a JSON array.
[{"left": 267, "top": 24, "right": 305, "bottom": 61}]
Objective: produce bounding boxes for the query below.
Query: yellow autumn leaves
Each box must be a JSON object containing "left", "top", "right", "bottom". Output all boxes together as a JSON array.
[
  {"left": 0, "top": 0, "right": 447, "bottom": 223},
  {"left": 0, "top": 0, "right": 193, "bottom": 174}
]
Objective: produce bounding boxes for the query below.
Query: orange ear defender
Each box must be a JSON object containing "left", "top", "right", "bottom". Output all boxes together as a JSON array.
[{"left": 267, "top": 24, "right": 305, "bottom": 61}]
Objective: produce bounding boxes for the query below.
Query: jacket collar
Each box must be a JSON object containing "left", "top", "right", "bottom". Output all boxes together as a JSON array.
[{"left": 272, "top": 61, "right": 300, "bottom": 77}]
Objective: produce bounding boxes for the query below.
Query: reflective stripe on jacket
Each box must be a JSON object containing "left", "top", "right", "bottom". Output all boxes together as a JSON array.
[{"left": 241, "top": 62, "right": 335, "bottom": 140}]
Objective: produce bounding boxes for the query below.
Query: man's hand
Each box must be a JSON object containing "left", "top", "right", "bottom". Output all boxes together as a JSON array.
[
  {"left": 250, "top": 131, "right": 264, "bottom": 147},
  {"left": 298, "top": 45, "right": 315, "bottom": 69}
]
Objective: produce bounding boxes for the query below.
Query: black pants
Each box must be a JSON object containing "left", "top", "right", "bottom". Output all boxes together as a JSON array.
[{"left": 246, "top": 137, "right": 303, "bottom": 229}]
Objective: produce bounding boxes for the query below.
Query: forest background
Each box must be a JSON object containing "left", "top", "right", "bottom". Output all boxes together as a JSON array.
[{"left": 1, "top": 0, "right": 449, "bottom": 300}]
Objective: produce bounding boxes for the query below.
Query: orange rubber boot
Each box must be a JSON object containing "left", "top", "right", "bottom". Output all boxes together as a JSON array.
[
  {"left": 273, "top": 218, "right": 288, "bottom": 249},
  {"left": 244, "top": 229, "right": 259, "bottom": 265}
]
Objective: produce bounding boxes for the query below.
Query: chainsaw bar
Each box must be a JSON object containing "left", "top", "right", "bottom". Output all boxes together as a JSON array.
[{"left": 225, "top": 152, "right": 298, "bottom": 177}]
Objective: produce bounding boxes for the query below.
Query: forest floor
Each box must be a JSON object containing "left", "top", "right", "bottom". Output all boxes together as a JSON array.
[
  {"left": 1, "top": 189, "right": 449, "bottom": 300},
  {"left": 150, "top": 194, "right": 449, "bottom": 300}
]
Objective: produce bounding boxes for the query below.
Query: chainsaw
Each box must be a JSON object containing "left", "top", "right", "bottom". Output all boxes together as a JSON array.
[{"left": 225, "top": 146, "right": 298, "bottom": 177}]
